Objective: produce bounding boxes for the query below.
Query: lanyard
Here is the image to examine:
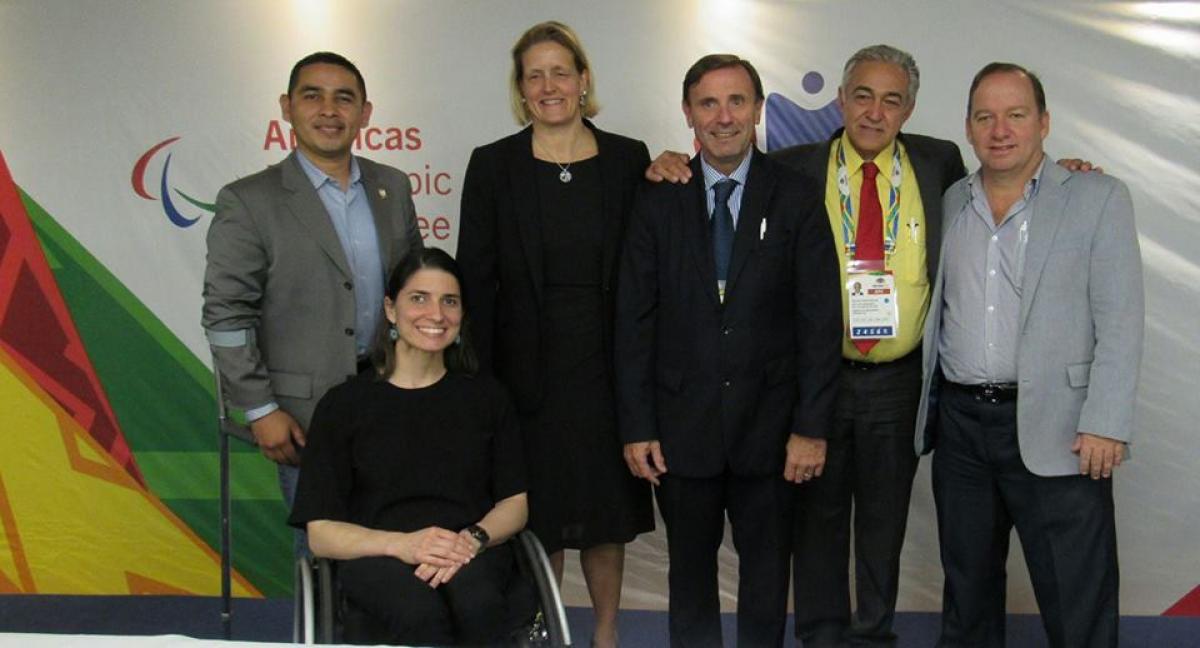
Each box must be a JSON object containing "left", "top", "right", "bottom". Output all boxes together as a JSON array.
[{"left": 836, "top": 139, "right": 903, "bottom": 256}]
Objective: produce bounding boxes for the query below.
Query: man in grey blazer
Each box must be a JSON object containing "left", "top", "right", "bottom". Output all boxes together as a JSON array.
[
  {"left": 915, "top": 63, "right": 1142, "bottom": 647},
  {"left": 202, "top": 52, "right": 422, "bottom": 517}
]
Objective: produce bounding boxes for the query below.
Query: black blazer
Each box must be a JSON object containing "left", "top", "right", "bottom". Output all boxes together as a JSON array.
[
  {"left": 458, "top": 122, "right": 651, "bottom": 413},
  {"left": 614, "top": 150, "right": 842, "bottom": 478},
  {"left": 770, "top": 129, "right": 966, "bottom": 278}
]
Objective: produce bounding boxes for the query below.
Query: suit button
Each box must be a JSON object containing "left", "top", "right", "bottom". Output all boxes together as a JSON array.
[
  {"left": 722, "top": 379, "right": 732, "bottom": 388},
  {"left": 722, "top": 327, "right": 732, "bottom": 335},
  {"left": 344, "top": 328, "right": 354, "bottom": 336},
  {"left": 343, "top": 281, "right": 353, "bottom": 290}
]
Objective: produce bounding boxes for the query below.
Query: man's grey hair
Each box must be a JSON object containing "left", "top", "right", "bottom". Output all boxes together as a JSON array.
[{"left": 841, "top": 44, "right": 920, "bottom": 106}]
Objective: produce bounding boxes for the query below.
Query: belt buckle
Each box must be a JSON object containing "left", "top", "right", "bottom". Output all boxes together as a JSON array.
[
  {"left": 975, "top": 382, "right": 1013, "bottom": 404},
  {"left": 979, "top": 381, "right": 998, "bottom": 403}
]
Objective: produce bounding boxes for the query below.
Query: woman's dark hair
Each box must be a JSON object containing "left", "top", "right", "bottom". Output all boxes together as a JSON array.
[{"left": 371, "top": 247, "right": 478, "bottom": 378}]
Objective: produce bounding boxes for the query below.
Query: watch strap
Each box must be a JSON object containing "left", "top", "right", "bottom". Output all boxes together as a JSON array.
[{"left": 464, "top": 524, "right": 490, "bottom": 555}]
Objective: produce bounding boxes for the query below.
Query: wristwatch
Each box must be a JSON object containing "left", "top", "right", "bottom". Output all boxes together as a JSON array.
[{"left": 464, "top": 524, "right": 490, "bottom": 555}]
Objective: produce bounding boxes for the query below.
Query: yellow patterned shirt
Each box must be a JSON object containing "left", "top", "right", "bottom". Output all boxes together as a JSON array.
[{"left": 824, "top": 132, "right": 929, "bottom": 362}]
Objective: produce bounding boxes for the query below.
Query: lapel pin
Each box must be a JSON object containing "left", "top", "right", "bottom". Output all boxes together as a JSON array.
[{"left": 378, "top": 188, "right": 388, "bottom": 200}]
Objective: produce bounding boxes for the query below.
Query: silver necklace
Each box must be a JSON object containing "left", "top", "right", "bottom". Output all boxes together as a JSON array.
[{"left": 534, "top": 138, "right": 575, "bottom": 183}]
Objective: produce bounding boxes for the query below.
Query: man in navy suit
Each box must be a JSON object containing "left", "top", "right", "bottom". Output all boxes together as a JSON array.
[{"left": 616, "top": 54, "right": 841, "bottom": 648}]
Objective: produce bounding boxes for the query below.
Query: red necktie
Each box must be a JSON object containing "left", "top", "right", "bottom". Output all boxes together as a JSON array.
[{"left": 853, "top": 161, "right": 882, "bottom": 356}]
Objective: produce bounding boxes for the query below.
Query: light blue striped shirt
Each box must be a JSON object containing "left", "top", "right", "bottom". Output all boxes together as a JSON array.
[
  {"left": 939, "top": 159, "right": 1044, "bottom": 384},
  {"left": 245, "top": 153, "right": 385, "bottom": 422},
  {"left": 701, "top": 151, "right": 752, "bottom": 226},
  {"left": 295, "top": 151, "right": 385, "bottom": 357}
]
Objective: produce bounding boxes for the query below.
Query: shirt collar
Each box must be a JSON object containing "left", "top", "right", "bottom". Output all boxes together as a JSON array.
[
  {"left": 839, "top": 130, "right": 901, "bottom": 177},
  {"left": 295, "top": 150, "right": 362, "bottom": 191},
  {"left": 966, "top": 155, "right": 1046, "bottom": 200},
  {"left": 701, "top": 148, "right": 753, "bottom": 192}
]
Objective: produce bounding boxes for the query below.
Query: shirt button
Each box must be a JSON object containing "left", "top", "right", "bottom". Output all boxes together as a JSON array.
[
  {"left": 344, "top": 328, "right": 355, "bottom": 336},
  {"left": 991, "top": 234, "right": 999, "bottom": 242},
  {"left": 988, "top": 269, "right": 996, "bottom": 277},
  {"left": 343, "top": 281, "right": 353, "bottom": 290},
  {"left": 987, "top": 305, "right": 995, "bottom": 312}
]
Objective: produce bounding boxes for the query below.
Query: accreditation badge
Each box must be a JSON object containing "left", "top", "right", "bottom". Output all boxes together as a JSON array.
[{"left": 846, "top": 260, "right": 898, "bottom": 340}]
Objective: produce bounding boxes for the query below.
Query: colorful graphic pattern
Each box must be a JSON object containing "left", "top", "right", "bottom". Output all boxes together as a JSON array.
[
  {"left": 0, "top": 156, "right": 141, "bottom": 484},
  {"left": 0, "top": 149, "right": 289, "bottom": 597},
  {"left": 764, "top": 71, "right": 843, "bottom": 151},
  {"left": 131, "top": 137, "right": 218, "bottom": 228}
]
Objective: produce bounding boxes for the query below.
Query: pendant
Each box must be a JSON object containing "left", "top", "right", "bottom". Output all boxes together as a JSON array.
[{"left": 559, "top": 168, "right": 572, "bottom": 183}]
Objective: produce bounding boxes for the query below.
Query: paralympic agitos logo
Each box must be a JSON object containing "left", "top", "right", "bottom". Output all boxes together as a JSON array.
[{"left": 131, "top": 137, "right": 215, "bottom": 229}]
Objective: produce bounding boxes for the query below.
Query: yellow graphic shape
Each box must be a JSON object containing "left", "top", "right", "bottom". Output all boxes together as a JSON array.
[{"left": 0, "top": 345, "right": 259, "bottom": 596}]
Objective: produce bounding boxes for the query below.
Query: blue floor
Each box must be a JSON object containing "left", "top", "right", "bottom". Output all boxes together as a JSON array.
[{"left": 1, "top": 595, "right": 1198, "bottom": 646}]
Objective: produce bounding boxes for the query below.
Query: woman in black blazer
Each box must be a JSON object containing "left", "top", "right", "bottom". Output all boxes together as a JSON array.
[{"left": 457, "top": 20, "right": 653, "bottom": 648}]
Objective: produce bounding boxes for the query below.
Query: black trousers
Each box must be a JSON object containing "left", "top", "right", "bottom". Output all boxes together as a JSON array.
[
  {"left": 793, "top": 354, "right": 922, "bottom": 647},
  {"left": 656, "top": 471, "right": 793, "bottom": 648},
  {"left": 932, "top": 384, "right": 1119, "bottom": 648},
  {"left": 338, "top": 543, "right": 517, "bottom": 646}
]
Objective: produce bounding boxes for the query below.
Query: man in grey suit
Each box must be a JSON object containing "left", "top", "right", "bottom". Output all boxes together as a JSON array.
[
  {"left": 916, "top": 62, "right": 1143, "bottom": 647},
  {"left": 203, "top": 52, "right": 422, "bottom": 516}
]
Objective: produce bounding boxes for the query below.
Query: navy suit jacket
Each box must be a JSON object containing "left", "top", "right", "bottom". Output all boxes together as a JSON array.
[{"left": 615, "top": 150, "right": 842, "bottom": 478}]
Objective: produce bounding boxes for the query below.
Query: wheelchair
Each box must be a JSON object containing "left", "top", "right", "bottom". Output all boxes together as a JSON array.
[
  {"left": 214, "top": 364, "right": 569, "bottom": 645},
  {"left": 293, "top": 529, "right": 572, "bottom": 646}
]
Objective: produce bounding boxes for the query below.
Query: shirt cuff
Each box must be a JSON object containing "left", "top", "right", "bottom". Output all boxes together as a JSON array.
[{"left": 245, "top": 402, "right": 280, "bottom": 422}]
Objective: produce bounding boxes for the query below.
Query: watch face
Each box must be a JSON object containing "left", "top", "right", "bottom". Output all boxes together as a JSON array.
[{"left": 466, "top": 525, "right": 489, "bottom": 553}]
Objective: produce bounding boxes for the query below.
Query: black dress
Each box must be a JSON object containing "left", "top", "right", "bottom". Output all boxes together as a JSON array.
[
  {"left": 524, "top": 157, "right": 652, "bottom": 553},
  {"left": 289, "top": 372, "right": 526, "bottom": 645},
  {"left": 457, "top": 125, "right": 655, "bottom": 558}
]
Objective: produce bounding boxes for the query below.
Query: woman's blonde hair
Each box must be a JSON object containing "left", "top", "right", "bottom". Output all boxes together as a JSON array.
[{"left": 509, "top": 21, "right": 600, "bottom": 125}]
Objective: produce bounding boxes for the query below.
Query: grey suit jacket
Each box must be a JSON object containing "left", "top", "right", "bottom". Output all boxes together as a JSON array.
[
  {"left": 915, "top": 161, "right": 1143, "bottom": 476},
  {"left": 202, "top": 152, "right": 422, "bottom": 429}
]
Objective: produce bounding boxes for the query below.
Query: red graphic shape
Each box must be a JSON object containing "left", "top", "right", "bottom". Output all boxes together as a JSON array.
[
  {"left": 131, "top": 136, "right": 180, "bottom": 200},
  {"left": 0, "top": 149, "right": 142, "bottom": 483},
  {"left": 1164, "top": 584, "right": 1200, "bottom": 616}
]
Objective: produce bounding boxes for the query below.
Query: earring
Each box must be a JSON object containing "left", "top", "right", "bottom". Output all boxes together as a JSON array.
[
  {"left": 388, "top": 324, "right": 399, "bottom": 341},
  {"left": 453, "top": 334, "right": 462, "bottom": 346},
  {"left": 580, "top": 91, "right": 588, "bottom": 107}
]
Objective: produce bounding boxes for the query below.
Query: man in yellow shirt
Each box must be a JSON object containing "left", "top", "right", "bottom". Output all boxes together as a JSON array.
[{"left": 769, "top": 45, "right": 965, "bottom": 647}]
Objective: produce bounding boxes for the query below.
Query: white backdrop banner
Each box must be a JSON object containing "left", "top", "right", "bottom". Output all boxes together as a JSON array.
[{"left": 0, "top": 0, "right": 1196, "bottom": 615}]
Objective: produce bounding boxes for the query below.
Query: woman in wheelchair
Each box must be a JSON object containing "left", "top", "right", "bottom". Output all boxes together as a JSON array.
[{"left": 289, "top": 247, "right": 530, "bottom": 646}]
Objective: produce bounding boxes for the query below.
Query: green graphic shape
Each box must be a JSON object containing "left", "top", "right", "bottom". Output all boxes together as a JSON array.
[{"left": 21, "top": 189, "right": 291, "bottom": 597}]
